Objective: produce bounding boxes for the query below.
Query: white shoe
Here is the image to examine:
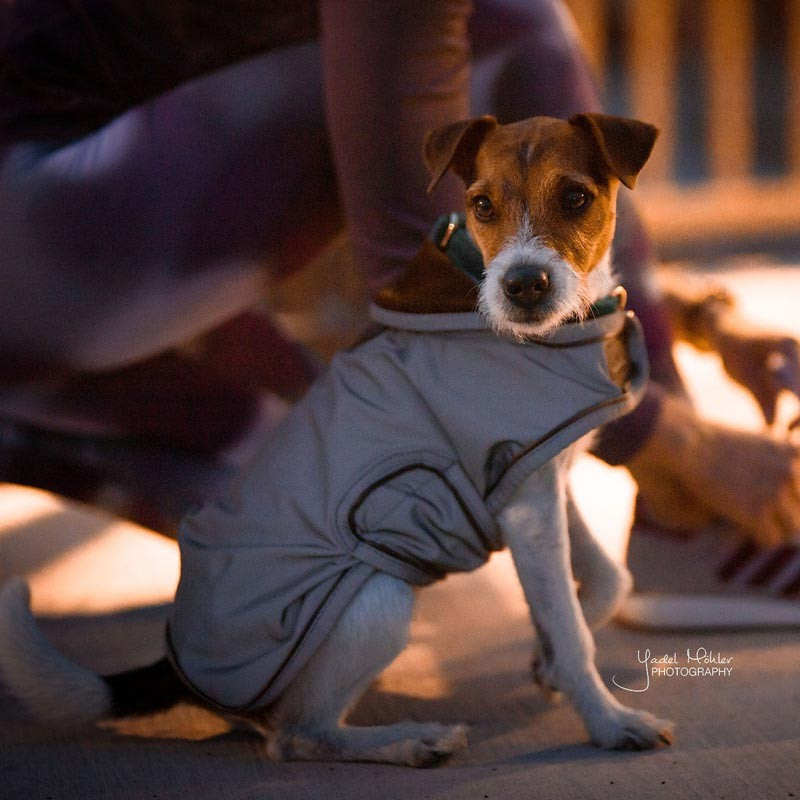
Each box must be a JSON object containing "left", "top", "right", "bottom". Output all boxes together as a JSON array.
[{"left": 619, "top": 523, "right": 800, "bottom": 630}]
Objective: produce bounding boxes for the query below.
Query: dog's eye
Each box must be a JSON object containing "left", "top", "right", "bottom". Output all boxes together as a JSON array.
[
  {"left": 472, "top": 195, "right": 494, "bottom": 221},
  {"left": 562, "top": 186, "right": 591, "bottom": 212}
]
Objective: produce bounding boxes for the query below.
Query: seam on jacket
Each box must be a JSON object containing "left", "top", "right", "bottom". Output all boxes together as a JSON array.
[
  {"left": 349, "top": 466, "right": 439, "bottom": 536},
  {"left": 346, "top": 463, "right": 498, "bottom": 579}
]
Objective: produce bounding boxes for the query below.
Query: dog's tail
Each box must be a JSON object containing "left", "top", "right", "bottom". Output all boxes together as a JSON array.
[{"left": 0, "top": 578, "right": 188, "bottom": 725}]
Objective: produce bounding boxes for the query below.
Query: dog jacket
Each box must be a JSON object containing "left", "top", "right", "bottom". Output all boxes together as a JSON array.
[{"left": 167, "top": 228, "right": 649, "bottom": 712}]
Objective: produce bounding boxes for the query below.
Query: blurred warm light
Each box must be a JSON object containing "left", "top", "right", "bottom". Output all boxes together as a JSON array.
[
  {"left": 376, "top": 640, "right": 451, "bottom": 700},
  {"left": 571, "top": 457, "right": 637, "bottom": 565},
  {"left": 28, "top": 523, "right": 179, "bottom": 616},
  {"left": 99, "top": 704, "right": 230, "bottom": 740},
  {"left": 0, "top": 483, "right": 67, "bottom": 531},
  {"left": 0, "top": 483, "right": 178, "bottom": 617}
]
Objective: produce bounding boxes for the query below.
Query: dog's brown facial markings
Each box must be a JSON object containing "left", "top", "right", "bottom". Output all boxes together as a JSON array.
[
  {"left": 425, "top": 113, "right": 657, "bottom": 336},
  {"left": 462, "top": 117, "right": 619, "bottom": 274}
]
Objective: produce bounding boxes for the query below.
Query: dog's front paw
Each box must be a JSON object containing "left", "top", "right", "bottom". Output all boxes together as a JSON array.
[{"left": 587, "top": 706, "right": 674, "bottom": 751}]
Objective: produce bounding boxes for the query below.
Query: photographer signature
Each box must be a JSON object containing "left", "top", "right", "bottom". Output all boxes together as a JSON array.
[{"left": 612, "top": 648, "right": 733, "bottom": 692}]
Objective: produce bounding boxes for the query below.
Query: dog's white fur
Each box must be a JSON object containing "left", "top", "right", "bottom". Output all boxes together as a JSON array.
[
  {"left": 478, "top": 213, "right": 616, "bottom": 339},
  {"left": 0, "top": 217, "right": 673, "bottom": 767},
  {"left": 0, "top": 578, "right": 112, "bottom": 725}
]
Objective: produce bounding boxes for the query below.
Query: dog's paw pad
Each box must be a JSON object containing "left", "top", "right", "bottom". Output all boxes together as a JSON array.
[{"left": 590, "top": 708, "right": 675, "bottom": 751}]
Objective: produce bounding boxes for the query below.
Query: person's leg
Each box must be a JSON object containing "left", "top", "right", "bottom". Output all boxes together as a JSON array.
[
  {"left": 469, "top": 0, "right": 600, "bottom": 122},
  {"left": 0, "top": 1, "right": 477, "bottom": 526},
  {"left": 0, "top": 42, "right": 339, "bottom": 530},
  {"left": 319, "top": 0, "right": 472, "bottom": 293},
  {"left": 0, "top": 42, "right": 339, "bottom": 380}
]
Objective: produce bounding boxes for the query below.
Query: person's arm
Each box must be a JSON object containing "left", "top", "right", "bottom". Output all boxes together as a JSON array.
[
  {"left": 624, "top": 390, "right": 800, "bottom": 547},
  {"left": 658, "top": 271, "right": 800, "bottom": 426}
]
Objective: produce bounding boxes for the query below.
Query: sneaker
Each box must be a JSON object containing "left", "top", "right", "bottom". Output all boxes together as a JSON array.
[{"left": 619, "top": 521, "right": 800, "bottom": 629}]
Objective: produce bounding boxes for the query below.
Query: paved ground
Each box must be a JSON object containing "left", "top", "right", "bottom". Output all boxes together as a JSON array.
[
  {"left": 0, "top": 261, "right": 798, "bottom": 799},
  {"left": 2, "top": 549, "right": 798, "bottom": 800}
]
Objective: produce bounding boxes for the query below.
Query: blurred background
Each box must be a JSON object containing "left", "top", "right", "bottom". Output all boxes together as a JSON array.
[{"left": 565, "top": 0, "right": 800, "bottom": 259}]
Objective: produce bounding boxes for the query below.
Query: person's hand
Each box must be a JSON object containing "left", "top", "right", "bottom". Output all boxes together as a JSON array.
[
  {"left": 627, "top": 393, "right": 800, "bottom": 547},
  {"left": 711, "top": 317, "right": 800, "bottom": 428},
  {"left": 658, "top": 274, "right": 800, "bottom": 428}
]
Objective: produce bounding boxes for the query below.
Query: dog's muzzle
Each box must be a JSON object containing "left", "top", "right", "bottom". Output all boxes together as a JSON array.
[{"left": 501, "top": 265, "right": 551, "bottom": 310}]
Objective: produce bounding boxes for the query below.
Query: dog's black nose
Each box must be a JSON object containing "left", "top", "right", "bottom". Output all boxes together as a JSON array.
[{"left": 502, "top": 265, "right": 550, "bottom": 309}]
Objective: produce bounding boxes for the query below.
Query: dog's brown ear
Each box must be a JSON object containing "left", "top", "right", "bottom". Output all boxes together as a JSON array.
[
  {"left": 424, "top": 115, "right": 498, "bottom": 193},
  {"left": 569, "top": 113, "right": 658, "bottom": 189}
]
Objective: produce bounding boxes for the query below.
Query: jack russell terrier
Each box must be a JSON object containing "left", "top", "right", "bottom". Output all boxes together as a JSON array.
[{"left": 0, "top": 112, "right": 673, "bottom": 766}]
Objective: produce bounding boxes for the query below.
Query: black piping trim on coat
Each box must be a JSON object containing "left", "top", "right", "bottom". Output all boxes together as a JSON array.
[
  {"left": 346, "top": 463, "right": 498, "bottom": 580},
  {"left": 164, "top": 623, "right": 240, "bottom": 713},
  {"left": 164, "top": 569, "right": 352, "bottom": 714},
  {"left": 484, "top": 394, "right": 629, "bottom": 499}
]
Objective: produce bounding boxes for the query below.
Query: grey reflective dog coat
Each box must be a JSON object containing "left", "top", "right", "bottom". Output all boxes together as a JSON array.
[{"left": 167, "top": 237, "right": 649, "bottom": 712}]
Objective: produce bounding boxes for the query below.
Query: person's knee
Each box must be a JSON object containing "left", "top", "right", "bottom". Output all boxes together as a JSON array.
[{"left": 472, "top": 0, "right": 600, "bottom": 120}]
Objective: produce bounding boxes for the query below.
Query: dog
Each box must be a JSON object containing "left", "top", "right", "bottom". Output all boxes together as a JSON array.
[{"left": 0, "top": 112, "right": 673, "bottom": 767}]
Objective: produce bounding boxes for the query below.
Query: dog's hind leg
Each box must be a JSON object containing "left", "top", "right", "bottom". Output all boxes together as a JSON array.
[
  {"left": 567, "top": 490, "right": 633, "bottom": 631},
  {"left": 254, "top": 572, "right": 467, "bottom": 766}
]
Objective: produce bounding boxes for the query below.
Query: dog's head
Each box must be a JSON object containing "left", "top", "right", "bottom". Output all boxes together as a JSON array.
[{"left": 425, "top": 113, "right": 657, "bottom": 337}]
